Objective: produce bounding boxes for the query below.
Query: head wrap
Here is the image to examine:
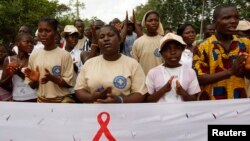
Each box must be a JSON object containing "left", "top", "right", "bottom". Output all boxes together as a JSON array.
[{"left": 141, "top": 10, "right": 164, "bottom": 36}]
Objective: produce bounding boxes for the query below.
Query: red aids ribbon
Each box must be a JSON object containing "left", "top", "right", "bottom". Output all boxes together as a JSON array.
[{"left": 92, "top": 112, "right": 116, "bottom": 141}]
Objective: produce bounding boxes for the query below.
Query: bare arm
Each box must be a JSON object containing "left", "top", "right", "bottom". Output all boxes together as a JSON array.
[
  {"left": 198, "top": 70, "right": 232, "bottom": 85},
  {"left": 84, "top": 23, "right": 100, "bottom": 60},
  {"left": 132, "top": 10, "right": 143, "bottom": 37},
  {"left": 120, "top": 11, "right": 128, "bottom": 42},
  {"left": 122, "top": 92, "right": 145, "bottom": 103},
  {"left": 76, "top": 87, "right": 111, "bottom": 103},
  {"left": 0, "top": 57, "right": 13, "bottom": 90},
  {"left": 96, "top": 92, "right": 145, "bottom": 103}
]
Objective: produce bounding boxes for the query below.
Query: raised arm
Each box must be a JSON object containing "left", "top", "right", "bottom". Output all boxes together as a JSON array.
[
  {"left": 132, "top": 10, "right": 143, "bottom": 37},
  {"left": 120, "top": 11, "right": 128, "bottom": 42}
]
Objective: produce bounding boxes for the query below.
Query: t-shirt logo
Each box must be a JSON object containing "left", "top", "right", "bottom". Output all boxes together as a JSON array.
[
  {"left": 113, "top": 76, "right": 127, "bottom": 89},
  {"left": 154, "top": 48, "right": 161, "bottom": 57},
  {"left": 52, "top": 65, "right": 61, "bottom": 77}
]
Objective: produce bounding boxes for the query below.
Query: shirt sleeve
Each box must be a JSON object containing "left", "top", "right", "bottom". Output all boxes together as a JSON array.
[
  {"left": 131, "top": 39, "right": 139, "bottom": 61},
  {"left": 193, "top": 42, "right": 210, "bottom": 75},
  {"left": 187, "top": 69, "right": 201, "bottom": 95},
  {"left": 130, "top": 62, "right": 148, "bottom": 95},
  {"left": 61, "top": 52, "right": 74, "bottom": 86},
  {"left": 145, "top": 70, "right": 155, "bottom": 95},
  {"left": 74, "top": 62, "right": 88, "bottom": 90}
]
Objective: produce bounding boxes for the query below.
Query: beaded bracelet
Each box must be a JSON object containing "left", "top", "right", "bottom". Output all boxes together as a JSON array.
[{"left": 118, "top": 96, "right": 124, "bottom": 103}]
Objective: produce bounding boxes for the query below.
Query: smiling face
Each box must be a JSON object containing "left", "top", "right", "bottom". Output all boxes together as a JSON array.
[
  {"left": 160, "top": 41, "right": 183, "bottom": 68},
  {"left": 98, "top": 26, "right": 121, "bottom": 56},
  {"left": 214, "top": 7, "right": 239, "bottom": 35}
]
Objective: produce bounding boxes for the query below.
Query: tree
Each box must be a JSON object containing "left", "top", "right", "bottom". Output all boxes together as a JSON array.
[
  {"left": 56, "top": 3, "right": 71, "bottom": 16},
  {"left": 0, "top": 0, "right": 58, "bottom": 44},
  {"left": 134, "top": 0, "right": 161, "bottom": 22},
  {"left": 69, "top": 0, "right": 85, "bottom": 19},
  {"left": 135, "top": 0, "right": 250, "bottom": 34}
]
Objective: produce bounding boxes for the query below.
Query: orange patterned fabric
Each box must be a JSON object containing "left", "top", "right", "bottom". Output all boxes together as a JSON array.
[{"left": 193, "top": 35, "right": 250, "bottom": 99}]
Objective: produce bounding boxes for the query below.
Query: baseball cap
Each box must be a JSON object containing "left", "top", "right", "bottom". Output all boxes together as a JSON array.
[
  {"left": 236, "top": 20, "right": 250, "bottom": 31},
  {"left": 62, "top": 25, "right": 80, "bottom": 37},
  {"left": 159, "top": 33, "right": 186, "bottom": 52}
]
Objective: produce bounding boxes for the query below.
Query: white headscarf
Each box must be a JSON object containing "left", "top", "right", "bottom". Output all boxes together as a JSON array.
[{"left": 141, "top": 10, "right": 164, "bottom": 36}]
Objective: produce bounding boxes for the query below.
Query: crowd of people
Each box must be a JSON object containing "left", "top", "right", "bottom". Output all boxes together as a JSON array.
[{"left": 0, "top": 3, "right": 250, "bottom": 103}]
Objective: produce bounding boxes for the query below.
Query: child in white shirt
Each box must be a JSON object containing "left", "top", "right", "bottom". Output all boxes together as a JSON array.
[{"left": 146, "top": 33, "right": 200, "bottom": 103}]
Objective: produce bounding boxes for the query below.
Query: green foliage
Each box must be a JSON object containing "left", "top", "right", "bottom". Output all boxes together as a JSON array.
[
  {"left": 69, "top": 0, "right": 85, "bottom": 19},
  {"left": 0, "top": 0, "right": 58, "bottom": 44},
  {"left": 135, "top": 0, "right": 161, "bottom": 22},
  {"left": 135, "top": 0, "right": 250, "bottom": 34},
  {"left": 57, "top": 13, "right": 77, "bottom": 26}
]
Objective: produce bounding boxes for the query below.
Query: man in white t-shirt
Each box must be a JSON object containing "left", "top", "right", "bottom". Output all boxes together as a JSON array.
[{"left": 74, "top": 19, "right": 90, "bottom": 51}]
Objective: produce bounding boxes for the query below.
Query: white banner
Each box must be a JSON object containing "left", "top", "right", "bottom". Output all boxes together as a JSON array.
[{"left": 0, "top": 99, "right": 250, "bottom": 141}]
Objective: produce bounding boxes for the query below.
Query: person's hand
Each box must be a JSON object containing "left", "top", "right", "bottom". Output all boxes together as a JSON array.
[
  {"left": 90, "top": 21, "right": 98, "bottom": 44},
  {"left": 230, "top": 52, "right": 248, "bottom": 76},
  {"left": 95, "top": 93, "right": 121, "bottom": 103},
  {"left": 125, "top": 10, "right": 128, "bottom": 24},
  {"left": 114, "top": 19, "right": 122, "bottom": 32},
  {"left": 41, "top": 68, "right": 54, "bottom": 84},
  {"left": 24, "top": 66, "right": 40, "bottom": 82},
  {"left": 245, "top": 54, "right": 250, "bottom": 70},
  {"left": 6, "top": 62, "right": 20, "bottom": 76},
  {"left": 132, "top": 9, "right": 136, "bottom": 23},
  {"left": 163, "top": 76, "right": 174, "bottom": 92},
  {"left": 92, "top": 87, "right": 112, "bottom": 101},
  {"left": 176, "top": 80, "right": 187, "bottom": 96}
]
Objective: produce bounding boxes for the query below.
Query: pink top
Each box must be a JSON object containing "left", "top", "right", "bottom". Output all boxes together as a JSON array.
[{"left": 146, "top": 64, "right": 200, "bottom": 102}]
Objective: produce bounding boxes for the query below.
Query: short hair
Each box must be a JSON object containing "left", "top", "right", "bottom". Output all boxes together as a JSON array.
[
  {"left": 15, "top": 33, "right": 33, "bottom": 42},
  {"left": 177, "top": 23, "right": 195, "bottom": 36},
  {"left": 203, "top": 23, "right": 212, "bottom": 30},
  {"left": 94, "top": 19, "right": 105, "bottom": 30},
  {"left": 38, "top": 17, "right": 59, "bottom": 32},
  {"left": 112, "top": 18, "right": 121, "bottom": 24},
  {"left": 213, "top": 4, "right": 237, "bottom": 20},
  {"left": 99, "top": 25, "right": 121, "bottom": 40},
  {"left": 18, "top": 25, "right": 32, "bottom": 35},
  {"left": 74, "top": 19, "right": 84, "bottom": 26}
]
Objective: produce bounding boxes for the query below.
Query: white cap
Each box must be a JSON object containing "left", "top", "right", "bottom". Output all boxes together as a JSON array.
[
  {"left": 236, "top": 20, "right": 250, "bottom": 31},
  {"left": 63, "top": 25, "right": 79, "bottom": 36},
  {"left": 159, "top": 33, "right": 186, "bottom": 52},
  {"left": 35, "top": 29, "right": 38, "bottom": 37}
]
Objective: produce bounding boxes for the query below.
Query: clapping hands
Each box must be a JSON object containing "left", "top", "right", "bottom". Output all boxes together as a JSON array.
[{"left": 93, "top": 87, "right": 122, "bottom": 103}]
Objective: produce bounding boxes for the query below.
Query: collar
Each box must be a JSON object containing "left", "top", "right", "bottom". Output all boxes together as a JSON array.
[{"left": 210, "top": 35, "right": 241, "bottom": 44}]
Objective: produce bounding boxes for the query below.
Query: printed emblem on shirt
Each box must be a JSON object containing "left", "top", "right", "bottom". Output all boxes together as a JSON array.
[
  {"left": 113, "top": 76, "right": 127, "bottom": 89},
  {"left": 154, "top": 48, "right": 161, "bottom": 57},
  {"left": 52, "top": 65, "right": 61, "bottom": 77}
]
